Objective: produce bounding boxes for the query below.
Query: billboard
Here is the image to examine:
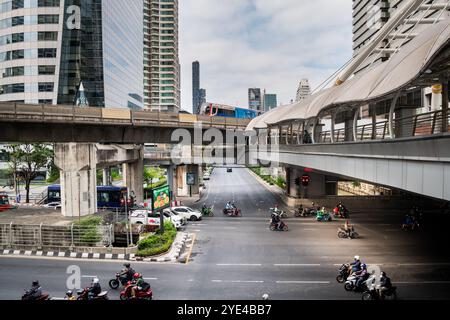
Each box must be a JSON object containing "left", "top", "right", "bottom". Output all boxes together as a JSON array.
[{"left": 152, "top": 185, "right": 171, "bottom": 211}]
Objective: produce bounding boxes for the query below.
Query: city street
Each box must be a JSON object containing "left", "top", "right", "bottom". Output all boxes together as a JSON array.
[{"left": 1, "top": 167, "right": 450, "bottom": 300}]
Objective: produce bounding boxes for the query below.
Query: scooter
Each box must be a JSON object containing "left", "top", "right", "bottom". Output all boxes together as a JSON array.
[
  {"left": 362, "top": 284, "right": 397, "bottom": 301},
  {"left": 120, "top": 281, "right": 153, "bottom": 301},
  {"left": 337, "top": 228, "right": 359, "bottom": 239},
  {"left": 201, "top": 205, "right": 214, "bottom": 217},
  {"left": 316, "top": 211, "right": 332, "bottom": 222},
  {"left": 223, "top": 208, "right": 242, "bottom": 217},
  {"left": 76, "top": 288, "right": 109, "bottom": 300},
  {"left": 21, "top": 290, "right": 50, "bottom": 301},
  {"left": 344, "top": 274, "right": 375, "bottom": 292},
  {"left": 269, "top": 220, "right": 288, "bottom": 231}
]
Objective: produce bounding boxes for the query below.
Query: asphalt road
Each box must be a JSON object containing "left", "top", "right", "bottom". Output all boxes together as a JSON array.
[{"left": 1, "top": 167, "right": 450, "bottom": 300}]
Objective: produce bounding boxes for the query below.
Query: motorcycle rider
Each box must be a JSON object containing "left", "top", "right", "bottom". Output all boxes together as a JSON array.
[
  {"left": 65, "top": 290, "right": 76, "bottom": 301},
  {"left": 120, "top": 263, "right": 135, "bottom": 283},
  {"left": 271, "top": 212, "right": 282, "bottom": 230},
  {"left": 26, "top": 280, "right": 43, "bottom": 300},
  {"left": 131, "top": 273, "right": 145, "bottom": 299},
  {"left": 355, "top": 264, "right": 369, "bottom": 291},
  {"left": 225, "top": 201, "right": 232, "bottom": 211},
  {"left": 343, "top": 220, "right": 354, "bottom": 238},
  {"left": 297, "top": 204, "right": 304, "bottom": 216},
  {"left": 88, "top": 278, "right": 102, "bottom": 300},
  {"left": 379, "top": 271, "right": 393, "bottom": 299},
  {"left": 351, "top": 256, "right": 362, "bottom": 273}
]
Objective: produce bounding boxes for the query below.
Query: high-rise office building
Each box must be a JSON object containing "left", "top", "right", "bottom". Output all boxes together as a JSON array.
[
  {"left": 296, "top": 79, "right": 311, "bottom": 102},
  {"left": 264, "top": 93, "right": 277, "bottom": 112},
  {"left": 143, "top": 0, "right": 180, "bottom": 112},
  {"left": 248, "top": 88, "right": 262, "bottom": 113},
  {"left": 0, "top": 0, "right": 144, "bottom": 109},
  {"left": 192, "top": 60, "right": 200, "bottom": 113}
]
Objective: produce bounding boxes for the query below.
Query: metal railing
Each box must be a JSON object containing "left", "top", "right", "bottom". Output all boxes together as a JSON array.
[
  {"left": 317, "top": 110, "right": 450, "bottom": 144},
  {"left": 0, "top": 102, "right": 250, "bottom": 130},
  {"left": 0, "top": 223, "right": 114, "bottom": 249}
]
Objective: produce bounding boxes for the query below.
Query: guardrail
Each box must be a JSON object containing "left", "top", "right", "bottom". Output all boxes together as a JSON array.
[
  {"left": 0, "top": 102, "right": 250, "bottom": 130},
  {"left": 0, "top": 223, "right": 114, "bottom": 249},
  {"left": 317, "top": 110, "right": 450, "bottom": 143}
]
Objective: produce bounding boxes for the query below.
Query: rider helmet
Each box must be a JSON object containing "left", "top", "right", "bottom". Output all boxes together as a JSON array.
[
  {"left": 133, "top": 273, "right": 142, "bottom": 279},
  {"left": 92, "top": 278, "right": 100, "bottom": 284},
  {"left": 66, "top": 290, "right": 73, "bottom": 297},
  {"left": 361, "top": 263, "right": 367, "bottom": 270},
  {"left": 354, "top": 255, "right": 360, "bottom": 260},
  {"left": 123, "top": 263, "right": 130, "bottom": 268},
  {"left": 381, "top": 271, "right": 387, "bottom": 277},
  {"left": 32, "top": 280, "right": 39, "bottom": 287}
]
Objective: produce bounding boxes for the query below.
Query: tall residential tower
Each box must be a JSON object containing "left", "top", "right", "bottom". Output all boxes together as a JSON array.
[{"left": 143, "top": 0, "right": 180, "bottom": 112}]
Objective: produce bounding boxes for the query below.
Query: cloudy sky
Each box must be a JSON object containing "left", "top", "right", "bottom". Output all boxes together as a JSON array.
[{"left": 179, "top": 0, "right": 353, "bottom": 112}]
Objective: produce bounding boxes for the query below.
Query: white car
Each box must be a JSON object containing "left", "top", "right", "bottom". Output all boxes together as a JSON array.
[
  {"left": 43, "top": 202, "right": 61, "bottom": 210},
  {"left": 130, "top": 210, "right": 184, "bottom": 229},
  {"left": 170, "top": 206, "right": 202, "bottom": 221},
  {"left": 203, "top": 173, "right": 210, "bottom": 180}
]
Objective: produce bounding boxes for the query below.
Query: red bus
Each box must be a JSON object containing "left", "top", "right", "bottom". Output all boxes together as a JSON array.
[{"left": 0, "top": 193, "right": 11, "bottom": 212}]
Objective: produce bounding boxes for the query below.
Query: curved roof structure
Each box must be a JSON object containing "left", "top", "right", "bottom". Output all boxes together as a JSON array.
[{"left": 247, "top": 18, "right": 450, "bottom": 131}]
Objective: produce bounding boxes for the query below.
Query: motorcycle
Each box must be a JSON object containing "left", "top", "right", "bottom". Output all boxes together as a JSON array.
[
  {"left": 337, "top": 228, "right": 359, "bottom": 239},
  {"left": 344, "top": 274, "right": 375, "bottom": 292},
  {"left": 76, "top": 287, "right": 109, "bottom": 300},
  {"left": 201, "top": 206, "right": 214, "bottom": 217},
  {"left": 21, "top": 290, "right": 50, "bottom": 301},
  {"left": 362, "top": 284, "right": 397, "bottom": 301},
  {"left": 109, "top": 273, "right": 131, "bottom": 290},
  {"left": 120, "top": 281, "right": 153, "bottom": 301},
  {"left": 336, "top": 263, "right": 351, "bottom": 283},
  {"left": 316, "top": 211, "right": 332, "bottom": 222},
  {"left": 402, "top": 220, "right": 420, "bottom": 231},
  {"left": 333, "top": 206, "right": 349, "bottom": 219},
  {"left": 223, "top": 208, "right": 242, "bottom": 217},
  {"left": 269, "top": 220, "right": 288, "bottom": 231}
]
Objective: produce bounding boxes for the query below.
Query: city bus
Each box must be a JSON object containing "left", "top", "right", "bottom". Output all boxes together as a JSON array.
[{"left": 47, "top": 185, "right": 131, "bottom": 209}]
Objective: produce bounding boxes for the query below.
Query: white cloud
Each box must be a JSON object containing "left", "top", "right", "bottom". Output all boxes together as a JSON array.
[{"left": 179, "top": 0, "right": 353, "bottom": 111}]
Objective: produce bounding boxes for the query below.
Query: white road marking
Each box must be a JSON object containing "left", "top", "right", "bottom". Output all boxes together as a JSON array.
[
  {"left": 217, "top": 264, "right": 262, "bottom": 266},
  {"left": 82, "top": 275, "right": 98, "bottom": 278},
  {"left": 212, "top": 280, "right": 264, "bottom": 283},
  {"left": 276, "top": 281, "right": 330, "bottom": 284},
  {"left": 397, "top": 262, "right": 450, "bottom": 266},
  {"left": 274, "top": 264, "right": 321, "bottom": 267},
  {"left": 396, "top": 281, "right": 450, "bottom": 284},
  {"left": 144, "top": 278, "right": 158, "bottom": 280}
]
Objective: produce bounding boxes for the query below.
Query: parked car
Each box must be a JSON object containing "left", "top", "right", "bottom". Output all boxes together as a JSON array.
[
  {"left": 227, "top": 168, "right": 233, "bottom": 173},
  {"left": 129, "top": 209, "right": 183, "bottom": 229},
  {"left": 43, "top": 202, "right": 62, "bottom": 210},
  {"left": 203, "top": 173, "right": 210, "bottom": 181},
  {"left": 170, "top": 206, "right": 202, "bottom": 221}
]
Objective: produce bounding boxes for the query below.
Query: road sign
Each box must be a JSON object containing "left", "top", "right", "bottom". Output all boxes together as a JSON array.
[{"left": 187, "top": 172, "right": 196, "bottom": 186}]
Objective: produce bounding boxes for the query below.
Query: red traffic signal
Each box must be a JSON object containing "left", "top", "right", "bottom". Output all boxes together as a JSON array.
[{"left": 301, "top": 174, "right": 310, "bottom": 187}]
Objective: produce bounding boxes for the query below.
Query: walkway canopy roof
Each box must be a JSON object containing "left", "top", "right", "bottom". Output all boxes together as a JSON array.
[{"left": 246, "top": 18, "right": 450, "bottom": 131}]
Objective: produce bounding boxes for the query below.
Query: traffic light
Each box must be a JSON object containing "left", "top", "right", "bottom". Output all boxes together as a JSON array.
[{"left": 301, "top": 174, "right": 310, "bottom": 187}]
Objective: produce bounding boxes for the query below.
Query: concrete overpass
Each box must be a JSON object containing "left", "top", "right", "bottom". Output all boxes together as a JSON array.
[{"left": 0, "top": 103, "right": 249, "bottom": 144}]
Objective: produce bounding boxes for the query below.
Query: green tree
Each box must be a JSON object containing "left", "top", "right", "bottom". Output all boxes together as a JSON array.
[
  {"left": 144, "top": 167, "right": 164, "bottom": 187},
  {"left": 5, "top": 144, "right": 53, "bottom": 203}
]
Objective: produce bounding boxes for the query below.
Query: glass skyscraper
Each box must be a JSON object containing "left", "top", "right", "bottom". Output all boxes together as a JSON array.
[{"left": 0, "top": 0, "right": 143, "bottom": 109}]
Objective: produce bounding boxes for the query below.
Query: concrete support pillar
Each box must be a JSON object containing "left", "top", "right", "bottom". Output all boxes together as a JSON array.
[
  {"left": 344, "top": 118, "right": 354, "bottom": 142},
  {"left": 55, "top": 143, "right": 97, "bottom": 218},
  {"left": 441, "top": 77, "right": 449, "bottom": 133},
  {"left": 122, "top": 149, "right": 144, "bottom": 204},
  {"left": 395, "top": 107, "right": 415, "bottom": 138},
  {"left": 285, "top": 167, "right": 300, "bottom": 198},
  {"left": 102, "top": 168, "right": 110, "bottom": 186}
]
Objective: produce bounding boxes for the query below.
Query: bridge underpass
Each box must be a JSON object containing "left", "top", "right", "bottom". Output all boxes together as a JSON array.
[{"left": 251, "top": 134, "right": 450, "bottom": 202}]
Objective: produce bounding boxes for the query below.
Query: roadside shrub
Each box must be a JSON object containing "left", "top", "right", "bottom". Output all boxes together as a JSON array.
[
  {"left": 136, "top": 222, "right": 177, "bottom": 257},
  {"left": 73, "top": 216, "right": 103, "bottom": 247}
]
